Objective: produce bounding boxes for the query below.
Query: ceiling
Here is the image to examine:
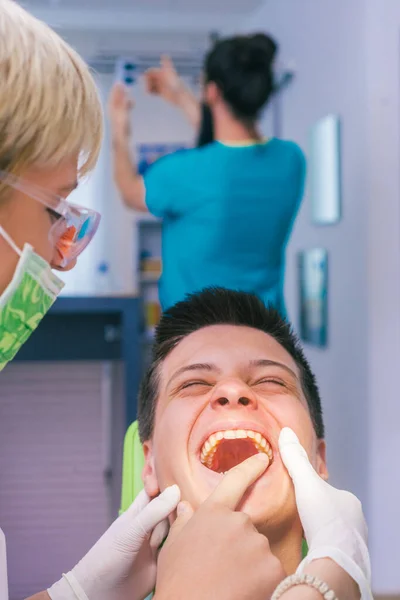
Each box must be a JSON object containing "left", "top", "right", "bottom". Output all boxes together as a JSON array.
[{"left": 22, "top": 0, "right": 264, "bottom": 15}]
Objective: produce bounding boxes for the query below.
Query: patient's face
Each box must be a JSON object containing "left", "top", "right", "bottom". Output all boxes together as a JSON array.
[{"left": 142, "top": 325, "right": 327, "bottom": 536}]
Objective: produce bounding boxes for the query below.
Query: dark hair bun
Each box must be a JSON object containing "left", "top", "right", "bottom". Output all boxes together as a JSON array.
[
  {"left": 250, "top": 33, "right": 277, "bottom": 63},
  {"left": 205, "top": 33, "right": 279, "bottom": 121},
  {"left": 236, "top": 34, "right": 277, "bottom": 73}
]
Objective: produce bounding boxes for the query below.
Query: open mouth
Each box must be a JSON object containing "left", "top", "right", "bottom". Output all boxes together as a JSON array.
[{"left": 200, "top": 429, "right": 274, "bottom": 473}]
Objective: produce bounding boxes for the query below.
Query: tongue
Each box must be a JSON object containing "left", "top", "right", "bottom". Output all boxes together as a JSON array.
[{"left": 210, "top": 438, "right": 260, "bottom": 473}]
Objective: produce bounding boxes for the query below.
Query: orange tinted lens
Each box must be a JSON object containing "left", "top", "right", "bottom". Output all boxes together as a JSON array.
[{"left": 57, "top": 225, "right": 77, "bottom": 257}]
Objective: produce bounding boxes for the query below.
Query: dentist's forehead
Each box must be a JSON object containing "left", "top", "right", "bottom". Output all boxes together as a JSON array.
[{"left": 160, "top": 324, "right": 299, "bottom": 384}]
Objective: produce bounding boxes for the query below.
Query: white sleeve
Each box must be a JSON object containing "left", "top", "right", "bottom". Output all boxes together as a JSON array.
[{"left": 0, "top": 528, "right": 8, "bottom": 600}]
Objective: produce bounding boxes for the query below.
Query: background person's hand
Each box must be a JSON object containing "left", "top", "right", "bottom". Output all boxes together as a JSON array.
[
  {"left": 47, "top": 486, "right": 180, "bottom": 600},
  {"left": 144, "top": 56, "right": 184, "bottom": 105},
  {"left": 279, "top": 427, "right": 372, "bottom": 600},
  {"left": 108, "top": 82, "right": 134, "bottom": 143},
  {"left": 155, "top": 454, "right": 286, "bottom": 600}
]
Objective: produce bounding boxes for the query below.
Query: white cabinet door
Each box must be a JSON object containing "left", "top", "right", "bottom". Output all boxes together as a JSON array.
[{"left": 0, "top": 362, "right": 114, "bottom": 600}]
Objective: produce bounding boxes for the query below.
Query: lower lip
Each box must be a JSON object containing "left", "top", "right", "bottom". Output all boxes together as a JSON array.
[{"left": 198, "top": 453, "right": 278, "bottom": 486}]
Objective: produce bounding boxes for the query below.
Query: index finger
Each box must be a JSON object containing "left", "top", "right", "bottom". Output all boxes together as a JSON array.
[
  {"left": 206, "top": 453, "right": 269, "bottom": 510},
  {"left": 278, "top": 427, "right": 317, "bottom": 485}
]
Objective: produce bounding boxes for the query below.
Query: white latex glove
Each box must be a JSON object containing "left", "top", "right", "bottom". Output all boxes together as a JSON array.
[
  {"left": 279, "top": 427, "right": 372, "bottom": 600},
  {"left": 48, "top": 485, "right": 180, "bottom": 600}
]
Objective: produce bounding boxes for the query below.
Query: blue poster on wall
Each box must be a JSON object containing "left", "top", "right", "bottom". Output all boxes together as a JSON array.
[
  {"left": 298, "top": 248, "right": 328, "bottom": 347},
  {"left": 137, "top": 143, "right": 187, "bottom": 176}
]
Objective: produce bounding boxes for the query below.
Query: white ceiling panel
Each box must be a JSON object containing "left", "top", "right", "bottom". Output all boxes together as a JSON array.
[{"left": 23, "top": 0, "right": 264, "bottom": 15}]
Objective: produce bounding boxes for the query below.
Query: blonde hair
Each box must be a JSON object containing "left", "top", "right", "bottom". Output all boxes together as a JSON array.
[{"left": 0, "top": 0, "right": 103, "bottom": 179}]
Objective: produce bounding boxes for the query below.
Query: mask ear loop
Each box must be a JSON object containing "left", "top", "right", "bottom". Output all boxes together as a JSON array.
[{"left": 0, "top": 224, "right": 22, "bottom": 257}]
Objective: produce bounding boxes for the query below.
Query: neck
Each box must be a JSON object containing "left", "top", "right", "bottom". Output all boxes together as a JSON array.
[
  {"left": 212, "top": 107, "right": 261, "bottom": 143},
  {"left": 260, "top": 521, "right": 304, "bottom": 576}
]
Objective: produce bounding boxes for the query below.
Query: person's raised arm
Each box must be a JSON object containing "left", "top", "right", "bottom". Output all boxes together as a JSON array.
[
  {"left": 108, "top": 83, "right": 147, "bottom": 212},
  {"left": 144, "top": 56, "right": 201, "bottom": 130}
]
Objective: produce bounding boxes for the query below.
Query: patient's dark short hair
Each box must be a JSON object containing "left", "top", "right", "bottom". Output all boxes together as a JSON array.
[{"left": 138, "top": 287, "right": 324, "bottom": 442}]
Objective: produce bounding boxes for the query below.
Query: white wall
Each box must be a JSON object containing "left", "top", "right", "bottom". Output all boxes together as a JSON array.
[
  {"left": 241, "top": 0, "right": 400, "bottom": 594},
  {"left": 60, "top": 31, "right": 199, "bottom": 296},
  {"left": 365, "top": 0, "right": 400, "bottom": 593}
]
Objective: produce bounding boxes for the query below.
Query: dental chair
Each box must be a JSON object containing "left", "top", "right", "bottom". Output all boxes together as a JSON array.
[
  {"left": 120, "top": 421, "right": 145, "bottom": 515},
  {"left": 119, "top": 421, "right": 308, "bottom": 557}
]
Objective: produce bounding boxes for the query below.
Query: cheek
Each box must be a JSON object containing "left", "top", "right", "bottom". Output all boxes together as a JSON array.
[
  {"left": 271, "top": 397, "right": 317, "bottom": 454},
  {"left": 15, "top": 207, "right": 54, "bottom": 263},
  {"left": 34, "top": 214, "right": 54, "bottom": 262},
  {"left": 156, "top": 397, "right": 200, "bottom": 442},
  {"left": 153, "top": 400, "right": 197, "bottom": 479}
]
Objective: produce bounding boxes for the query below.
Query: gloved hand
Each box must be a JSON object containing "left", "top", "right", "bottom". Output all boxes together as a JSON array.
[
  {"left": 47, "top": 485, "right": 180, "bottom": 600},
  {"left": 279, "top": 427, "right": 373, "bottom": 600}
]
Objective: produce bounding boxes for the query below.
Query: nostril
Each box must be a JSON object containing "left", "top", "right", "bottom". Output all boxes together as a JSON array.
[
  {"left": 218, "top": 397, "right": 229, "bottom": 406},
  {"left": 239, "top": 397, "right": 250, "bottom": 406}
]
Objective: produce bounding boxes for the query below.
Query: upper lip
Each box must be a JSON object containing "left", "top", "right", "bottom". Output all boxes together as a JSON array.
[{"left": 197, "top": 420, "right": 276, "bottom": 456}]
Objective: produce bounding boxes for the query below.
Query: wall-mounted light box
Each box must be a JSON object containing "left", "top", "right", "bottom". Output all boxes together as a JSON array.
[
  {"left": 298, "top": 248, "right": 328, "bottom": 348},
  {"left": 310, "top": 115, "right": 341, "bottom": 225}
]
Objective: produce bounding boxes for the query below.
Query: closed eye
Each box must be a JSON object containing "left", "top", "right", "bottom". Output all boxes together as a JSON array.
[
  {"left": 181, "top": 380, "right": 212, "bottom": 390},
  {"left": 254, "top": 378, "right": 286, "bottom": 387}
]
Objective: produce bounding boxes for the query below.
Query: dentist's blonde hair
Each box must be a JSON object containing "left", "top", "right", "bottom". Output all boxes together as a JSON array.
[{"left": 0, "top": 0, "right": 103, "bottom": 184}]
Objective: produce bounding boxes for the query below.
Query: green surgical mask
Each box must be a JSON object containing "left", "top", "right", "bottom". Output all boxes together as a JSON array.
[{"left": 0, "top": 225, "right": 64, "bottom": 371}]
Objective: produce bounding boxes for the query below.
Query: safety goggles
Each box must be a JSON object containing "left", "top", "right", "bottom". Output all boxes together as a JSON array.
[{"left": 0, "top": 170, "right": 101, "bottom": 268}]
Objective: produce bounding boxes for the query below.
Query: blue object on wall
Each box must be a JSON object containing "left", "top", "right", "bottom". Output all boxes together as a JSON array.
[
  {"left": 298, "top": 249, "right": 328, "bottom": 347},
  {"left": 310, "top": 115, "right": 342, "bottom": 225},
  {"left": 116, "top": 58, "right": 138, "bottom": 86}
]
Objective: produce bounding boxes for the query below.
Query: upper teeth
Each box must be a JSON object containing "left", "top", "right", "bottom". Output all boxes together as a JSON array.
[{"left": 200, "top": 429, "right": 273, "bottom": 468}]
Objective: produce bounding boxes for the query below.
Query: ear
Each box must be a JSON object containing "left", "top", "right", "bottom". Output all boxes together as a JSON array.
[
  {"left": 316, "top": 439, "right": 329, "bottom": 481},
  {"left": 204, "top": 81, "right": 220, "bottom": 106},
  {"left": 142, "top": 440, "right": 160, "bottom": 498}
]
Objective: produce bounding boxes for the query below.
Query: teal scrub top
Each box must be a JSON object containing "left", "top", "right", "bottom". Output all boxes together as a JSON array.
[{"left": 144, "top": 138, "right": 306, "bottom": 317}]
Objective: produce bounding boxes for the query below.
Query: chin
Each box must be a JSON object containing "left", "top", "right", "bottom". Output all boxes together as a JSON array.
[{"left": 183, "top": 450, "right": 292, "bottom": 517}]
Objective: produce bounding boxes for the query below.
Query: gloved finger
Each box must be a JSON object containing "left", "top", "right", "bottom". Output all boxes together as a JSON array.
[
  {"left": 124, "top": 489, "right": 150, "bottom": 519},
  {"left": 279, "top": 427, "right": 320, "bottom": 485},
  {"left": 335, "top": 489, "right": 369, "bottom": 539},
  {"left": 149, "top": 519, "right": 169, "bottom": 552},
  {"left": 134, "top": 485, "right": 180, "bottom": 539},
  {"left": 279, "top": 428, "right": 337, "bottom": 534},
  {"left": 164, "top": 501, "right": 194, "bottom": 547}
]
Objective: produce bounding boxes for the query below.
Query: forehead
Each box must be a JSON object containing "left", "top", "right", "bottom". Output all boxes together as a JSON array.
[{"left": 160, "top": 324, "right": 299, "bottom": 382}]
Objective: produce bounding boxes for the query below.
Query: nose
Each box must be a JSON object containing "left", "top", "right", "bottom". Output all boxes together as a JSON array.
[{"left": 209, "top": 379, "right": 258, "bottom": 411}]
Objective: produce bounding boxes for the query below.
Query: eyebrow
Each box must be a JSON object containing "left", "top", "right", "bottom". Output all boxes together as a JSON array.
[
  {"left": 168, "top": 363, "right": 221, "bottom": 387},
  {"left": 168, "top": 358, "right": 298, "bottom": 388},
  {"left": 249, "top": 359, "right": 298, "bottom": 380}
]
